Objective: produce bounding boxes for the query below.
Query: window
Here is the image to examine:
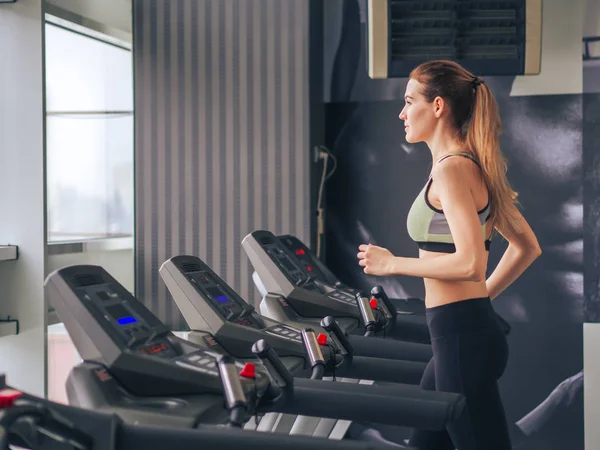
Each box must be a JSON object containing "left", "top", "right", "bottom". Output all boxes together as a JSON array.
[{"left": 45, "top": 23, "right": 133, "bottom": 242}]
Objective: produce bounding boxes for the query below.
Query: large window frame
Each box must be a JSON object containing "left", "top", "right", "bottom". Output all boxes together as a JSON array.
[{"left": 44, "top": 13, "right": 134, "bottom": 250}]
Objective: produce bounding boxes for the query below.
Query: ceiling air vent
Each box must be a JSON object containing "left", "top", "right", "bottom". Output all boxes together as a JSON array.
[{"left": 367, "top": 0, "right": 542, "bottom": 78}]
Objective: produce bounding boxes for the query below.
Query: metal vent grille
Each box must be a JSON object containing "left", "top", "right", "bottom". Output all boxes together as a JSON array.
[
  {"left": 70, "top": 273, "right": 103, "bottom": 287},
  {"left": 368, "top": 0, "right": 542, "bottom": 78},
  {"left": 179, "top": 262, "right": 202, "bottom": 274}
]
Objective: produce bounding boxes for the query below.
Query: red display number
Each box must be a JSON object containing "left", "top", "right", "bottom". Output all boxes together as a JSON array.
[{"left": 139, "top": 343, "right": 168, "bottom": 355}]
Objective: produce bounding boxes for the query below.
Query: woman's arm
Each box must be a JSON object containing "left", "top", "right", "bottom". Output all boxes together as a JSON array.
[
  {"left": 357, "top": 245, "right": 484, "bottom": 281},
  {"left": 486, "top": 204, "right": 542, "bottom": 299},
  {"left": 358, "top": 157, "right": 489, "bottom": 281}
]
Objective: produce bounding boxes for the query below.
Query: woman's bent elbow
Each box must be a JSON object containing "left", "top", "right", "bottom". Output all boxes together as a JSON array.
[
  {"left": 523, "top": 244, "right": 542, "bottom": 261},
  {"left": 465, "top": 260, "right": 486, "bottom": 282}
]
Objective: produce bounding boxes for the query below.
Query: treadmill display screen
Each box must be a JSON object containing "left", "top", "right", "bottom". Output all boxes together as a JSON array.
[
  {"left": 280, "top": 257, "right": 296, "bottom": 271},
  {"left": 138, "top": 342, "right": 169, "bottom": 355},
  {"left": 117, "top": 316, "right": 137, "bottom": 325},
  {"left": 106, "top": 304, "right": 135, "bottom": 324},
  {"left": 135, "top": 340, "right": 178, "bottom": 360},
  {"left": 206, "top": 286, "right": 229, "bottom": 303},
  {"left": 235, "top": 318, "right": 253, "bottom": 327}
]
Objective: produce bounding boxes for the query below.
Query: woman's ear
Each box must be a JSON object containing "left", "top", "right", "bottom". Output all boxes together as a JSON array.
[{"left": 433, "top": 96, "right": 445, "bottom": 119}]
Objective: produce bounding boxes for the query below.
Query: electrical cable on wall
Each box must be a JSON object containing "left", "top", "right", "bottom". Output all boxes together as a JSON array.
[{"left": 315, "top": 145, "right": 337, "bottom": 260}]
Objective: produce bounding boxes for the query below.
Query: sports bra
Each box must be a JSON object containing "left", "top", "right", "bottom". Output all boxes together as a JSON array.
[{"left": 406, "top": 152, "right": 492, "bottom": 254}]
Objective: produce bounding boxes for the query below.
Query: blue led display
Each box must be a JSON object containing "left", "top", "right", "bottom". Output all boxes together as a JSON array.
[
  {"left": 117, "top": 316, "right": 137, "bottom": 325},
  {"left": 215, "top": 295, "right": 229, "bottom": 304}
]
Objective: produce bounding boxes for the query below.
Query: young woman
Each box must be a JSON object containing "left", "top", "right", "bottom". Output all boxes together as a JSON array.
[{"left": 356, "top": 60, "right": 542, "bottom": 450}]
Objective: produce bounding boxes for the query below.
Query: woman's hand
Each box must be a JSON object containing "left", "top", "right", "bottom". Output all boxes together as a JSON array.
[{"left": 357, "top": 244, "right": 395, "bottom": 276}]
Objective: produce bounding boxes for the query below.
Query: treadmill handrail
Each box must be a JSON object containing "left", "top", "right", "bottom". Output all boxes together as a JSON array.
[{"left": 1, "top": 386, "right": 405, "bottom": 450}]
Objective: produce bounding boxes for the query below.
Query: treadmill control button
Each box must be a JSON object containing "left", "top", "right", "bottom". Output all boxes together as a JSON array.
[
  {"left": 0, "top": 389, "right": 23, "bottom": 408},
  {"left": 239, "top": 363, "right": 256, "bottom": 379},
  {"left": 317, "top": 334, "right": 328, "bottom": 346}
]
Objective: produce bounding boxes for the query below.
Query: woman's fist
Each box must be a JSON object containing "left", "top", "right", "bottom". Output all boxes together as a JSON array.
[{"left": 357, "top": 243, "right": 394, "bottom": 276}]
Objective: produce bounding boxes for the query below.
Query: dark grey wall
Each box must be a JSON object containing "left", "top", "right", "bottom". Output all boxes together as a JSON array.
[
  {"left": 584, "top": 91, "right": 600, "bottom": 322},
  {"left": 322, "top": 2, "right": 584, "bottom": 449},
  {"left": 133, "top": 0, "right": 312, "bottom": 328}
]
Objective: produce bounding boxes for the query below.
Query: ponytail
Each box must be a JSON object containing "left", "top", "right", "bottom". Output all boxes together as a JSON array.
[{"left": 466, "top": 82, "right": 521, "bottom": 235}]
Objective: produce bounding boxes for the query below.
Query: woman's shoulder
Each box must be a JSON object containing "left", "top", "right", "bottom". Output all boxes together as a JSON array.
[{"left": 433, "top": 154, "right": 481, "bottom": 184}]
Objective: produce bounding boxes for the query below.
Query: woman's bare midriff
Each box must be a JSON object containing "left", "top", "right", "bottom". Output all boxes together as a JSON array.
[{"left": 420, "top": 249, "right": 490, "bottom": 308}]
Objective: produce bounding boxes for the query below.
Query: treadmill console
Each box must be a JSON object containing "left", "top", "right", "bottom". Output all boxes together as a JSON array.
[
  {"left": 242, "top": 230, "right": 363, "bottom": 320},
  {"left": 278, "top": 235, "right": 330, "bottom": 282},
  {"left": 255, "top": 235, "right": 356, "bottom": 306},
  {"left": 70, "top": 279, "right": 188, "bottom": 354},
  {"left": 263, "top": 242, "right": 310, "bottom": 287},
  {"left": 65, "top": 274, "right": 218, "bottom": 377},
  {"left": 45, "top": 265, "right": 267, "bottom": 396},
  {"left": 163, "top": 256, "right": 304, "bottom": 346},
  {"left": 186, "top": 270, "right": 263, "bottom": 330}
]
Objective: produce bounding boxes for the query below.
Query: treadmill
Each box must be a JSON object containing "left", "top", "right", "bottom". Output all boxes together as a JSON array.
[
  {"left": 0, "top": 374, "right": 395, "bottom": 450},
  {"left": 44, "top": 265, "right": 464, "bottom": 441},
  {"left": 267, "top": 233, "right": 511, "bottom": 339},
  {"left": 242, "top": 230, "right": 431, "bottom": 343},
  {"left": 159, "top": 254, "right": 429, "bottom": 440}
]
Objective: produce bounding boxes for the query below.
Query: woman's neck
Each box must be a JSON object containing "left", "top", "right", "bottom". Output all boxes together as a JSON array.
[{"left": 428, "top": 131, "right": 465, "bottom": 169}]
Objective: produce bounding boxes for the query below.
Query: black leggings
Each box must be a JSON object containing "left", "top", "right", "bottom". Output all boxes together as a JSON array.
[{"left": 408, "top": 297, "right": 512, "bottom": 450}]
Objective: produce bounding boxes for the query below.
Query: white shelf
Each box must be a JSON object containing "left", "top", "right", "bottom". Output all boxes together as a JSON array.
[
  {"left": 47, "top": 237, "right": 132, "bottom": 256},
  {"left": 0, "top": 245, "right": 18, "bottom": 261},
  {"left": 0, "top": 245, "right": 19, "bottom": 339},
  {"left": 0, "top": 320, "right": 18, "bottom": 338}
]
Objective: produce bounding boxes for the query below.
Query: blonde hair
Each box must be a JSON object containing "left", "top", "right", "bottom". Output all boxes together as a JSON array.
[{"left": 410, "top": 60, "right": 520, "bottom": 235}]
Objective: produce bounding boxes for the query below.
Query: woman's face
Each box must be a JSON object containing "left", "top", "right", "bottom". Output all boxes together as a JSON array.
[{"left": 398, "top": 79, "right": 437, "bottom": 144}]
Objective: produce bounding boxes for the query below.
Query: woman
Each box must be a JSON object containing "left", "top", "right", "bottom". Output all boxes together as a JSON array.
[{"left": 356, "top": 60, "right": 542, "bottom": 450}]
